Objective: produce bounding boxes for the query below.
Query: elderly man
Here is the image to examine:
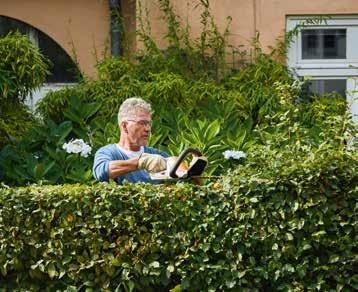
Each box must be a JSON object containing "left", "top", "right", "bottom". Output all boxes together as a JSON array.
[{"left": 93, "top": 97, "right": 169, "bottom": 184}]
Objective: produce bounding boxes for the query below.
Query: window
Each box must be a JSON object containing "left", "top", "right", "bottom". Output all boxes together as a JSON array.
[
  {"left": 0, "top": 15, "right": 79, "bottom": 107},
  {"left": 287, "top": 15, "right": 358, "bottom": 121},
  {"left": 301, "top": 29, "right": 346, "bottom": 59},
  {"left": 307, "top": 79, "right": 346, "bottom": 98}
]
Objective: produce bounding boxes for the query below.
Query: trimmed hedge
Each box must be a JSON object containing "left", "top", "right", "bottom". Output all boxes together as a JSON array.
[{"left": 0, "top": 144, "right": 356, "bottom": 291}]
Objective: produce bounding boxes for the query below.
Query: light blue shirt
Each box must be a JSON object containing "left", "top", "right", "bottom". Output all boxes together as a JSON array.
[{"left": 93, "top": 144, "right": 169, "bottom": 184}]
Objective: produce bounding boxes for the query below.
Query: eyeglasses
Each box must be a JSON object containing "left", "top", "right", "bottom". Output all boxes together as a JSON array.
[{"left": 127, "top": 119, "right": 152, "bottom": 127}]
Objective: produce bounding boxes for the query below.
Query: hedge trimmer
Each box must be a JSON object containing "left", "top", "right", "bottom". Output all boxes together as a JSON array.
[{"left": 150, "top": 148, "right": 216, "bottom": 183}]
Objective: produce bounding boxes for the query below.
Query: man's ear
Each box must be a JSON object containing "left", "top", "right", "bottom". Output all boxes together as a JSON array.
[{"left": 121, "top": 121, "right": 129, "bottom": 133}]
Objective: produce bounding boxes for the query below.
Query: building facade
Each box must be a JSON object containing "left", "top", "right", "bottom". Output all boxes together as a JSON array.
[{"left": 0, "top": 0, "right": 357, "bottom": 119}]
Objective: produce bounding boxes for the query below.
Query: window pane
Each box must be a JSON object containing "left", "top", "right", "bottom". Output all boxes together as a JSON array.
[
  {"left": 308, "top": 79, "right": 346, "bottom": 98},
  {"left": 302, "top": 29, "right": 346, "bottom": 59}
]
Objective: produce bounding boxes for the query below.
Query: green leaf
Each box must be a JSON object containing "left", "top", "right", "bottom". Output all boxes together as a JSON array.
[
  {"left": 312, "top": 230, "right": 327, "bottom": 238},
  {"left": 149, "top": 261, "right": 160, "bottom": 268},
  {"left": 250, "top": 197, "right": 258, "bottom": 203},
  {"left": 82, "top": 102, "right": 102, "bottom": 121},
  {"left": 286, "top": 233, "right": 294, "bottom": 241},
  {"left": 47, "top": 263, "right": 57, "bottom": 279},
  {"left": 63, "top": 109, "right": 83, "bottom": 124},
  {"left": 57, "top": 121, "right": 73, "bottom": 143},
  {"left": 170, "top": 285, "right": 182, "bottom": 292},
  {"left": 328, "top": 255, "right": 339, "bottom": 263},
  {"left": 204, "top": 119, "right": 221, "bottom": 141}
]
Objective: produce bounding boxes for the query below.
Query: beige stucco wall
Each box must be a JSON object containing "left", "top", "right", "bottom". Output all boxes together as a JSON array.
[
  {"left": 0, "top": 0, "right": 110, "bottom": 77},
  {"left": 138, "top": 0, "right": 358, "bottom": 57},
  {"left": 1, "top": 0, "right": 358, "bottom": 77},
  {"left": 136, "top": 0, "right": 254, "bottom": 51},
  {"left": 256, "top": 0, "right": 358, "bottom": 52}
]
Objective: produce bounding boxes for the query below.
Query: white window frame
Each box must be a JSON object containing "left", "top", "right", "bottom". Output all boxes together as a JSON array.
[{"left": 287, "top": 15, "right": 358, "bottom": 121}]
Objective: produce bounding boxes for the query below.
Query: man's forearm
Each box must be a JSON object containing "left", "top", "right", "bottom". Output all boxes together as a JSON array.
[{"left": 108, "top": 157, "right": 139, "bottom": 179}]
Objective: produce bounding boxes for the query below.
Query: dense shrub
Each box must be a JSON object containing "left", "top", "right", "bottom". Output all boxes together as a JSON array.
[
  {"left": 35, "top": 86, "right": 86, "bottom": 123},
  {"left": 3, "top": 57, "right": 354, "bottom": 183},
  {"left": 0, "top": 97, "right": 99, "bottom": 185},
  {"left": 1, "top": 1, "right": 355, "bottom": 185},
  {"left": 0, "top": 141, "right": 356, "bottom": 290},
  {"left": 0, "top": 32, "right": 49, "bottom": 148},
  {"left": 96, "top": 57, "right": 136, "bottom": 81},
  {"left": 299, "top": 95, "right": 348, "bottom": 126},
  {"left": 0, "top": 101, "right": 37, "bottom": 149},
  {"left": 0, "top": 32, "right": 49, "bottom": 102}
]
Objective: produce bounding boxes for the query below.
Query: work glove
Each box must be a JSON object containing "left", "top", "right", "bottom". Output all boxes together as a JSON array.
[{"left": 138, "top": 153, "right": 167, "bottom": 173}]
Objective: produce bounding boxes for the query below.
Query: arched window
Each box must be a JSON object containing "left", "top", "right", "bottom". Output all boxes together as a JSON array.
[{"left": 0, "top": 15, "right": 79, "bottom": 83}]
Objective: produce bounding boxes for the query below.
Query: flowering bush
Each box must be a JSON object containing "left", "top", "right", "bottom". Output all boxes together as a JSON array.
[
  {"left": 0, "top": 121, "right": 94, "bottom": 185},
  {"left": 222, "top": 150, "right": 246, "bottom": 160},
  {"left": 62, "top": 139, "right": 92, "bottom": 158}
]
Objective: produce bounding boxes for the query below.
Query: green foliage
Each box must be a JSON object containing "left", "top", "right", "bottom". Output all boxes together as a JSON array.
[
  {"left": 253, "top": 97, "right": 355, "bottom": 152},
  {"left": 0, "top": 101, "right": 37, "bottom": 148},
  {"left": 1, "top": 2, "right": 354, "bottom": 189},
  {"left": 36, "top": 58, "right": 142, "bottom": 125},
  {"left": 0, "top": 140, "right": 356, "bottom": 290},
  {"left": 136, "top": 0, "right": 233, "bottom": 81},
  {"left": 299, "top": 96, "right": 348, "bottom": 126},
  {"left": 0, "top": 118, "right": 93, "bottom": 185},
  {"left": 0, "top": 95, "right": 101, "bottom": 185},
  {"left": 8, "top": 53, "right": 354, "bottom": 183},
  {"left": 223, "top": 53, "right": 295, "bottom": 126},
  {"left": 62, "top": 95, "right": 102, "bottom": 140},
  {"left": 160, "top": 107, "right": 254, "bottom": 175},
  {"left": 35, "top": 86, "right": 85, "bottom": 123},
  {"left": 0, "top": 32, "right": 49, "bottom": 147},
  {"left": 143, "top": 72, "right": 186, "bottom": 106},
  {"left": 96, "top": 57, "right": 135, "bottom": 81},
  {"left": 0, "top": 32, "right": 49, "bottom": 101}
]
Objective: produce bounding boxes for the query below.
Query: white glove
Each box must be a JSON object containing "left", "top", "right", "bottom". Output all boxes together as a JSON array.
[{"left": 138, "top": 153, "right": 167, "bottom": 173}]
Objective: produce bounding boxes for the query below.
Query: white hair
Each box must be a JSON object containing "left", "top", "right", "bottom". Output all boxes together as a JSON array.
[{"left": 118, "top": 97, "right": 152, "bottom": 124}]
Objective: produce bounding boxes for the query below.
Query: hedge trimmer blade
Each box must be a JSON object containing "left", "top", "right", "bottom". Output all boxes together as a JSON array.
[{"left": 150, "top": 148, "right": 208, "bottom": 182}]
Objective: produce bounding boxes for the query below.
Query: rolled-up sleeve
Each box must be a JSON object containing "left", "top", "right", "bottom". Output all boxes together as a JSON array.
[{"left": 93, "top": 148, "right": 111, "bottom": 182}]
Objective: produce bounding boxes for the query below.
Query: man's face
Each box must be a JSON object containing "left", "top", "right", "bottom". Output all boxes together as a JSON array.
[{"left": 124, "top": 111, "right": 152, "bottom": 147}]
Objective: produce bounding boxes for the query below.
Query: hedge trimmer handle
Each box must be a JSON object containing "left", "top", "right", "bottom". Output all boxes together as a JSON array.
[{"left": 169, "top": 148, "right": 207, "bottom": 178}]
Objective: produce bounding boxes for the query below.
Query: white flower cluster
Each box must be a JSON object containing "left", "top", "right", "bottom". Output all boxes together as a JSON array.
[
  {"left": 62, "top": 139, "right": 92, "bottom": 158},
  {"left": 223, "top": 150, "right": 246, "bottom": 160}
]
